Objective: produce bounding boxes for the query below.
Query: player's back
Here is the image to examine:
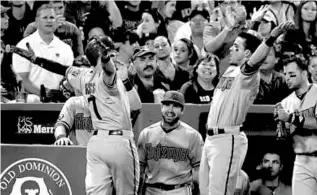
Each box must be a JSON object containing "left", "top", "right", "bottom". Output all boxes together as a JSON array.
[{"left": 208, "top": 65, "right": 260, "bottom": 127}]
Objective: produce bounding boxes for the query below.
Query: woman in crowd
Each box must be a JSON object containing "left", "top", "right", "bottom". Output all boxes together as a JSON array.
[
  {"left": 136, "top": 8, "right": 168, "bottom": 46},
  {"left": 172, "top": 38, "right": 198, "bottom": 74},
  {"left": 156, "top": 0, "right": 184, "bottom": 42},
  {"left": 153, "top": 35, "right": 190, "bottom": 91},
  {"left": 180, "top": 53, "right": 220, "bottom": 104},
  {"left": 284, "top": 0, "right": 317, "bottom": 58}
]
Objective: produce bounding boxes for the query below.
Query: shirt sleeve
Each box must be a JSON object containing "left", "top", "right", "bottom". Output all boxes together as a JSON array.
[
  {"left": 189, "top": 130, "right": 204, "bottom": 168},
  {"left": 239, "top": 62, "right": 260, "bottom": 90},
  {"left": 65, "top": 66, "right": 87, "bottom": 94},
  {"left": 137, "top": 129, "right": 147, "bottom": 168},
  {"left": 54, "top": 97, "right": 76, "bottom": 133},
  {"left": 12, "top": 40, "right": 31, "bottom": 74}
]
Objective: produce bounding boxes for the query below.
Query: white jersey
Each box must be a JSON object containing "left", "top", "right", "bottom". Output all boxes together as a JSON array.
[
  {"left": 65, "top": 65, "right": 103, "bottom": 96},
  {"left": 55, "top": 96, "right": 93, "bottom": 145},
  {"left": 281, "top": 84, "right": 317, "bottom": 153},
  {"left": 207, "top": 64, "right": 260, "bottom": 127},
  {"left": 87, "top": 72, "right": 132, "bottom": 132},
  {"left": 138, "top": 121, "right": 204, "bottom": 185}
]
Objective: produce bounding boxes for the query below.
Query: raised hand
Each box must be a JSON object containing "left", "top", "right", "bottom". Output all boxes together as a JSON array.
[
  {"left": 222, "top": 6, "right": 238, "bottom": 30},
  {"left": 250, "top": 5, "right": 270, "bottom": 22},
  {"left": 270, "top": 21, "right": 295, "bottom": 38}
]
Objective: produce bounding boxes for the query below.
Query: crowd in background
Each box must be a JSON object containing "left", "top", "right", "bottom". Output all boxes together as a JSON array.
[{"left": 0, "top": 0, "right": 317, "bottom": 194}]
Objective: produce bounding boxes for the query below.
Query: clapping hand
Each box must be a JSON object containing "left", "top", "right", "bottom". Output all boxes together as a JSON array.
[
  {"left": 250, "top": 5, "right": 270, "bottom": 22},
  {"left": 270, "top": 21, "right": 295, "bottom": 38}
]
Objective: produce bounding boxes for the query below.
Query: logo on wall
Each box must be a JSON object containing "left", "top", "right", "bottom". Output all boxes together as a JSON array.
[
  {"left": 17, "top": 116, "right": 54, "bottom": 134},
  {"left": 0, "top": 158, "right": 72, "bottom": 195}
]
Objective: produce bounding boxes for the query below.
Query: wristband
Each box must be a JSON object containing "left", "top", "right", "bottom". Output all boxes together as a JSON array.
[
  {"left": 265, "top": 36, "right": 277, "bottom": 47},
  {"left": 123, "top": 78, "right": 133, "bottom": 91},
  {"left": 56, "top": 134, "right": 66, "bottom": 141}
]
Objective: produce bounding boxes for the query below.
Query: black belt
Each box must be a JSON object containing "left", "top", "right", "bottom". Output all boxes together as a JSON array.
[
  {"left": 296, "top": 151, "right": 317, "bottom": 157},
  {"left": 146, "top": 182, "right": 190, "bottom": 191},
  {"left": 207, "top": 128, "right": 225, "bottom": 136},
  {"left": 93, "top": 130, "right": 123, "bottom": 136}
]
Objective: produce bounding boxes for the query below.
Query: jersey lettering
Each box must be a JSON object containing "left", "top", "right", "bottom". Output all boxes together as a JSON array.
[
  {"left": 85, "top": 82, "right": 96, "bottom": 95},
  {"left": 216, "top": 77, "right": 234, "bottom": 91},
  {"left": 74, "top": 113, "right": 93, "bottom": 132},
  {"left": 199, "top": 95, "right": 211, "bottom": 102},
  {"left": 145, "top": 143, "right": 189, "bottom": 162},
  {"left": 300, "top": 107, "right": 316, "bottom": 118}
]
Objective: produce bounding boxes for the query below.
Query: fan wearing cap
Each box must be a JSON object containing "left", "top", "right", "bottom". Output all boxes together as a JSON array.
[
  {"left": 138, "top": 90, "right": 204, "bottom": 195},
  {"left": 129, "top": 46, "right": 166, "bottom": 103}
]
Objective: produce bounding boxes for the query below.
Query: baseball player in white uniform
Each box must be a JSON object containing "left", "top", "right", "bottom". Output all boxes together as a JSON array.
[
  {"left": 54, "top": 96, "right": 93, "bottom": 146},
  {"left": 138, "top": 90, "right": 204, "bottom": 195},
  {"left": 199, "top": 22, "right": 295, "bottom": 195},
  {"left": 83, "top": 36, "right": 142, "bottom": 195},
  {"left": 275, "top": 54, "right": 317, "bottom": 195}
]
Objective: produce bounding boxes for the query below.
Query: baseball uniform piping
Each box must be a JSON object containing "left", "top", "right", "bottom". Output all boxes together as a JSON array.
[
  {"left": 224, "top": 135, "right": 234, "bottom": 195},
  {"left": 129, "top": 139, "right": 137, "bottom": 195}
]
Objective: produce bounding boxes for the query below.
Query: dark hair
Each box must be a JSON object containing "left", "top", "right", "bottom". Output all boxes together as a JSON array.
[
  {"left": 283, "top": 53, "right": 308, "bottom": 71},
  {"left": 238, "top": 32, "right": 262, "bottom": 53},
  {"left": 177, "top": 38, "right": 199, "bottom": 66},
  {"left": 142, "top": 9, "right": 168, "bottom": 38},
  {"left": 36, "top": 4, "right": 54, "bottom": 17},
  {"left": 295, "top": 1, "right": 317, "bottom": 40},
  {"left": 192, "top": 54, "right": 220, "bottom": 86}
]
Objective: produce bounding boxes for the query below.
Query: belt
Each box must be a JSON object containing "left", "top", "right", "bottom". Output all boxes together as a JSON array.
[
  {"left": 207, "top": 128, "right": 225, "bottom": 136},
  {"left": 296, "top": 151, "right": 317, "bottom": 157},
  {"left": 93, "top": 130, "right": 124, "bottom": 136},
  {"left": 146, "top": 183, "right": 190, "bottom": 191}
]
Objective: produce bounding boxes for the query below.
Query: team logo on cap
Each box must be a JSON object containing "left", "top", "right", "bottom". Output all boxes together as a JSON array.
[{"left": 1, "top": 158, "right": 72, "bottom": 195}]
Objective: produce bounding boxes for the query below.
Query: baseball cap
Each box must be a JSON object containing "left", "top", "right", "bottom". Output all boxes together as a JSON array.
[
  {"left": 262, "top": 10, "right": 277, "bottom": 26},
  {"left": 189, "top": 8, "right": 210, "bottom": 20},
  {"left": 1, "top": 5, "right": 10, "bottom": 14},
  {"left": 132, "top": 46, "right": 156, "bottom": 61},
  {"left": 161, "top": 91, "right": 185, "bottom": 108}
]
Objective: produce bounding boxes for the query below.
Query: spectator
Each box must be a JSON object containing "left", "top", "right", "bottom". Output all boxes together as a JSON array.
[
  {"left": 84, "top": 0, "right": 122, "bottom": 43},
  {"left": 265, "top": 0, "right": 295, "bottom": 25},
  {"left": 154, "top": 36, "right": 190, "bottom": 91},
  {"left": 180, "top": 53, "right": 220, "bottom": 104},
  {"left": 130, "top": 46, "right": 165, "bottom": 103},
  {"left": 1, "top": 5, "right": 18, "bottom": 102},
  {"left": 64, "top": 0, "right": 91, "bottom": 27},
  {"left": 284, "top": 0, "right": 317, "bottom": 58},
  {"left": 174, "top": 0, "right": 214, "bottom": 41},
  {"left": 203, "top": 1, "right": 247, "bottom": 76},
  {"left": 112, "top": 28, "right": 140, "bottom": 64},
  {"left": 156, "top": 0, "right": 184, "bottom": 42},
  {"left": 250, "top": 150, "right": 292, "bottom": 195},
  {"left": 308, "top": 55, "right": 317, "bottom": 84},
  {"left": 136, "top": 8, "right": 168, "bottom": 46},
  {"left": 24, "top": 0, "right": 84, "bottom": 58},
  {"left": 116, "top": 0, "right": 151, "bottom": 31},
  {"left": 249, "top": 5, "right": 277, "bottom": 40},
  {"left": 2, "top": 0, "right": 34, "bottom": 46},
  {"left": 254, "top": 47, "right": 290, "bottom": 104},
  {"left": 12, "top": 4, "right": 74, "bottom": 103},
  {"left": 172, "top": 38, "right": 199, "bottom": 73}
]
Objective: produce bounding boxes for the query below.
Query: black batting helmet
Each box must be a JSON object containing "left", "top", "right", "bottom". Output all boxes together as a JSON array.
[{"left": 85, "top": 35, "right": 115, "bottom": 66}]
